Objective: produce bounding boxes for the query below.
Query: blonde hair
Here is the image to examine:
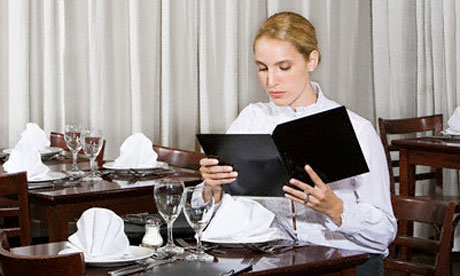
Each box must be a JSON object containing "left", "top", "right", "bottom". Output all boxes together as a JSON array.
[{"left": 254, "top": 11, "right": 321, "bottom": 64}]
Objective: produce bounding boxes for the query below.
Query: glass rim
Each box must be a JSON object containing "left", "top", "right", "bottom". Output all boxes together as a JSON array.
[{"left": 155, "top": 179, "right": 185, "bottom": 185}]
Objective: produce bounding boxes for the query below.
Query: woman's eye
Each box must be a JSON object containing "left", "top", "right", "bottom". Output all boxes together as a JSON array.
[
  {"left": 280, "top": 66, "right": 291, "bottom": 71},
  {"left": 258, "top": 67, "right": 267, "bottom": 72}
]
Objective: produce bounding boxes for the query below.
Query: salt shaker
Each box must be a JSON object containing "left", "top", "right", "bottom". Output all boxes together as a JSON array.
[{"left": 141, "top": 217, "right": 163, "bottom": 249}]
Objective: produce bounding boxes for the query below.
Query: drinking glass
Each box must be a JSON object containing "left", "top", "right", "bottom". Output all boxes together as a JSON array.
[
  {"left": 153, "top": 179, "right": 185, "bottom": 255},
  {"left": 64, "top": 123, "right": 84, "bottom": 176},
  {"left": 81, "top": 129, "right": 103, "bottom": 181},
  {"left": 182, "top": 186, "right": 214, "bottom": 261}
]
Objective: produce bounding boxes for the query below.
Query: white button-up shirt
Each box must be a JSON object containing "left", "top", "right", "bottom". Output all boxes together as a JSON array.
[{"left": 207, "top": 82, "right": 397, "bottom": 256}]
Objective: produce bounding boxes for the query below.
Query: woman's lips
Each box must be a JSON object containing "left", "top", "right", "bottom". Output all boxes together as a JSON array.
[{"left": 269, "top": 91, "right": 285, "bottom": 98}]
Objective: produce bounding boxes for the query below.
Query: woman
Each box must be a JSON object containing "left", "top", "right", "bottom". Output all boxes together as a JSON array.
[{"left": 200, "top": 12, "right": 396, "bottom": 275}]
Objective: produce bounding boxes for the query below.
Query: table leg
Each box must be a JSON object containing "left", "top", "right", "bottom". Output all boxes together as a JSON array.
[
  {"left": 47, "top": 207, "right": 70, "bottom": 242},
  {"left": 398, "top": 148, "right": 416, "bottom": 197},
  {"left": 398, "top": 148, "right": 415, "bottom": 264}
]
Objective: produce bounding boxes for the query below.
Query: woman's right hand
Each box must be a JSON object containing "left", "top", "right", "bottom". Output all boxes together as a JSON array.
[{"left": 199, "top": 157, "right": 238, "bottom": 203}]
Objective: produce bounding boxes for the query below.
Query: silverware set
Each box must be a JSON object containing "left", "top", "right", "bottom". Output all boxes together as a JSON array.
[
  {"left": 108, "top": 251, "right": 178, "bottom": 276},
  {"left": 175, "top": 238, "right": 223, "bottom": 254},
  {"left": 244, "top": 241, "right": 298, "bottom": 254}
]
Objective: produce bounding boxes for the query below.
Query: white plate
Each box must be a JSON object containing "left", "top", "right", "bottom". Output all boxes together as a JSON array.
[
  {"left": 85, "top": 246, "right": 155, "bottom": 267},
  {"left": 102, "top": 161, "right": 168, "bottom": 171},
  {"left": 202, "top": 231, "right": 286, "bottom": 245},
  {"left": 442, "top": 130, "right": 460, "bottom": 139},
  {"left": 3, "top": 146, "right": 63, "bottom": 158},
  {"left": 28, "top": 171, "right": 67, "bottom": 183}
]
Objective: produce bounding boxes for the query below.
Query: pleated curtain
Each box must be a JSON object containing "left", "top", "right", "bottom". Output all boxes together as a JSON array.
[{"left": 1, "top": 0, "right": 459, "bottom": 248}]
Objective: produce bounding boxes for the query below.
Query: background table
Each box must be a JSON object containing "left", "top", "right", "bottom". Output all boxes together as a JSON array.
[
  {"left": 392, "top": 137, "right": 460, "bottom": 197},
  {"left": 28, "top": 162, "right": 202, "bottom": 242}
]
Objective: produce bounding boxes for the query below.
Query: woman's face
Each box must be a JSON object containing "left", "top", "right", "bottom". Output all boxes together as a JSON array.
[{"left": 254, "top": 37, "right": 316, "bottom": 109}]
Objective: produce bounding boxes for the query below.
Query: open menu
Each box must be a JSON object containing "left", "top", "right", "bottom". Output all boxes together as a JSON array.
[{"left": 196, "top": 106, "right": 369, "bottom": 197}]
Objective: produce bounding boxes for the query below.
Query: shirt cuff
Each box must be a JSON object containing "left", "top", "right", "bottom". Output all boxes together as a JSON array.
[{"left": 324, "top": 201, "right": 360, "bottom": 235}]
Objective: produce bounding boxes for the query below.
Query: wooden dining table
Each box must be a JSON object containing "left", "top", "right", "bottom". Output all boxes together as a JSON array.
[
  {"left": 11, "top": 241, "right": 369, "bottom": 275},
  {"left": 392, "top": 136, "right": 460, "bottom": 197},
  {"left": 1, "top": 156, "right": 203, "bottom": 242}
]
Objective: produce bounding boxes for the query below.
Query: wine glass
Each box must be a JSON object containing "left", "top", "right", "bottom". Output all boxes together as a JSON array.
[
  {"left": 182, "top": 185, "right": 214, "bottom": 261},
  {"left": 81, "top": 128, "right": 103, "bottom": 181},
  {"left": 153, "top": 179, "right": 185, "bottom": 255},
  {"left": 64, "top": 123, "right": 84, "bottom": 176}
]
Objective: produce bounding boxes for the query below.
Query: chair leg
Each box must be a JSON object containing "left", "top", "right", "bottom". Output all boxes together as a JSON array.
[{"left": 450, "top": 214, "right": 460, "bottom": 276}]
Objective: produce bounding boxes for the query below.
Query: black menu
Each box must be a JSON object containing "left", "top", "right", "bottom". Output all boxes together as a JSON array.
[{"left": 196, "top": 106, "right": 369, "bottom": 197}]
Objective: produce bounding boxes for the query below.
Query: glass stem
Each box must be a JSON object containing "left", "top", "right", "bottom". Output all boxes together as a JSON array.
[
  {"left": 71, "top": 151, "right": 78, "bottom": 171},
  {"left": 167, "top": 221, "right": 174, "bottom": 245},
  {"left": 89, "top": 157, "right": 95, "bottom": 176},
  {"left": 196, "top": 229, "right": 203, "bottom": 254}
]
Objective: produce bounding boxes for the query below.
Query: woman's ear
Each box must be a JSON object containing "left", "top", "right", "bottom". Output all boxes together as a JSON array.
[{"left": 307, "top": 50, "right": 319, "bottom": 72}]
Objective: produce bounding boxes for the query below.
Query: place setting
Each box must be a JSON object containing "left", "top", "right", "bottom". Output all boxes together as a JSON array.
[
  {"left": 1, "top": 123, "right": 108, "bottom": 189},
  {"left": 2, "top": 123, "right": 68, "bottom": 189},
  {"left": 441, "top": 107, "right": 460, "bottom": 141},
  {"left": 101, "top": 133, "right": 175, "bottom": 181}
]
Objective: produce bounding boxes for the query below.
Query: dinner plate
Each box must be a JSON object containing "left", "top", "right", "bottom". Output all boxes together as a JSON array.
[
  {"left": 3, "top": 146, "right": 63, "bottom": 158},
  {"left": 202, "top": 231, "right": 286, "bottom": 245},
  {"left": 102, "top": 161, "right": 168, "bottom": 171},
  {"left": 441, "top": 130, "right": 460, "bottom": 139},
  {"left": 28, "top": 171, "right": 67, "bottom": 183},
  {"left": 85, "top": 246, "right": 155, "bottom": 267}
]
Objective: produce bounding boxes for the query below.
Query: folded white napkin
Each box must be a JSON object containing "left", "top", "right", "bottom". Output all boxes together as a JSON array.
[
  {"left": 2, "top": 123, "right": 50, "bottom": 180},
  {"left": 202, "top": 194, "right": 286, "bottom": 243},
  {"left": 59, "top": 208, "right": 130, "bottom": 261},
  {"left": 113, "top": 133, "right": 158, "bottom": 168},
  {"left": 19, "top": 123, "right": 51, "bottom": 151},
  {"left": 447, "top": 107, "right": 460, "bottom": 134}
]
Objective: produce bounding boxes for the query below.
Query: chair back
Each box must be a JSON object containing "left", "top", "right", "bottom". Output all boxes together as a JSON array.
[
  {"left": 50, "top": 132, "right": 106, "bottom": 165},
  {"left": 378, "top": 115, "right": 443, "bottom": 194},
  {"left": 153, "top": 145, "right": 205, "bottom": 171},
  {"left": 0, "top": 172, "right": 30, "bottom": 246},
  {"left": 385, "top": 195, "right": 455, "bottom": 275},
  {"left": 0, "top": 230, "right": 85, "bottom": 276}
]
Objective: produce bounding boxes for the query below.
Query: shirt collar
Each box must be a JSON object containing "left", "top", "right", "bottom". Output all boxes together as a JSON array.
[{"left": 268, "top": 81, "right": 326, "bottom": 116}]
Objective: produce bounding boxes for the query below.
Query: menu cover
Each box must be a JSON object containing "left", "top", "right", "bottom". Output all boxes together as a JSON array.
[{"left": 196, "top": 106, "right": 369, "bottom": 197}]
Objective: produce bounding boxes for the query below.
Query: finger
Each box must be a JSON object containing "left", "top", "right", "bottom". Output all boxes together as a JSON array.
[
  {"left": 288, "top": 178, "right": 314, "bottom": 194},
  {"left": 282, "top": 185, "right": 308, "bottom": 201},
  {"left": 204, "top": 177, "right": 237, "bottom": 187},
  {"left": 202, "top": 171, "right": 238, "bottom": 180},
  {"left": 285, "top": 193, "right": 311, "bottom": 207},
  {"left": 200, "top": 164, "right": 234, "bottom": 175},
  {"left": 304, "top": 165, "right": 327, "bottom": 188},
  {"left": 200, "top": 158, "right": 219, "bottom": 166}
]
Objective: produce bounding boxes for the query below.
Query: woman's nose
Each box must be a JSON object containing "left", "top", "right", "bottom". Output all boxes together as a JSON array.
[{"left": 267, "top": 70, "right": 278, "bottom": 88}]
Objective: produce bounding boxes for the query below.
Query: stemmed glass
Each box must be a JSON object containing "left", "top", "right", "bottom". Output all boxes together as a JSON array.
[
  {"left": 153, "top": 179, "right": 185, "bottom": 255},
  {"left": 81, "top": 128, "right": 103, "bottom": 182},
  {"left": 64, "top": 123, "right": 84, "bottom": 176},
  {"left": 182, "top": 186, "right": 214, "bottom": 261}
]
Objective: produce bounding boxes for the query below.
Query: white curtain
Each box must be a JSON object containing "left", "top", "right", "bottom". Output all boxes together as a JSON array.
[{"left": 1, "top": 0, "right": 460, "bottom": 247}]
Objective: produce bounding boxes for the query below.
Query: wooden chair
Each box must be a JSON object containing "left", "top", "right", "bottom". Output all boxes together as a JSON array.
[
  {"left": 153, "top": 145, "right": 206, "bottom": 171},
  {"left": 378, "top": 115, "right": 443, "bottom": 195},
  {"left": 0, "top": 230, "right": 85, "bottom": 276},
  {"left": 385, "top": 195, "right": 456, "bottom": 275},
  {"left": 50, "top": 132, "right": 106, "bottom": 165},
  {"left": 0, "top": 172, "right": 30, "bottom": 246}
]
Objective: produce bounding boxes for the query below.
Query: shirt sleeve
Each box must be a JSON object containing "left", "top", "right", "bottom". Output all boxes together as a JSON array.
[{"left": 325, "top": 120, "right": 397, "bottom": 253}]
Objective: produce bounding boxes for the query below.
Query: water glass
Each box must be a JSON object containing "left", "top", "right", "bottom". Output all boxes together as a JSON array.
[
  {"left": 81, "top": 128, "right": 103, "bottom": 181},
  {"left": 182, "top": 186, "right": 214, "bottom": 261},
  {"left": 153, "top": 179, "right": 185, "bottom": 255},
  {"left": 64, "top": 123, "right": 84, "bottom": 176}
]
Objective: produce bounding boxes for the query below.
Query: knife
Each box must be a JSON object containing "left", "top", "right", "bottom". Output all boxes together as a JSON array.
[{"left": 108, "top": 258, "right": 176, "bottom": 276}]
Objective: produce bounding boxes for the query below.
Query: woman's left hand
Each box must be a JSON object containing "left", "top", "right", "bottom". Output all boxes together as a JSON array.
[{"left": 282, "top": 165, "right": 344, "bottom": 226}]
